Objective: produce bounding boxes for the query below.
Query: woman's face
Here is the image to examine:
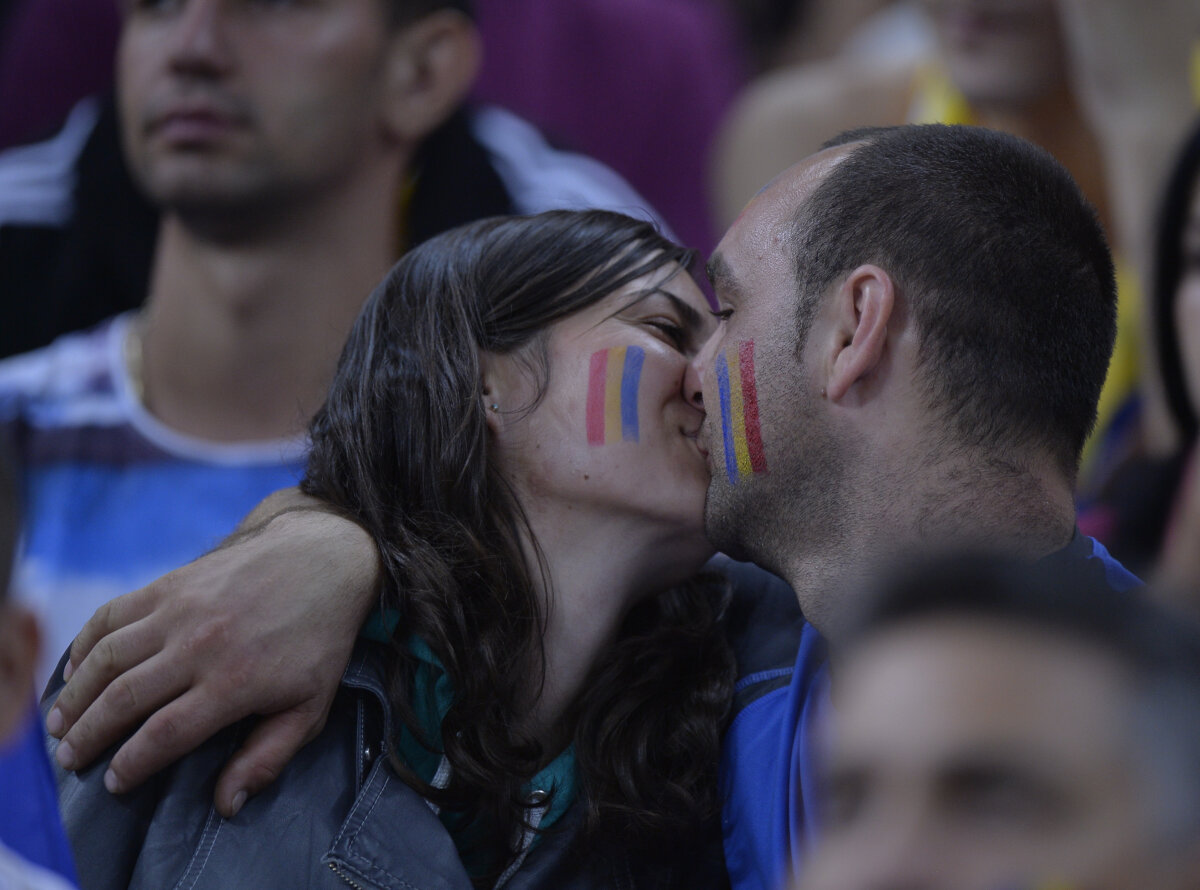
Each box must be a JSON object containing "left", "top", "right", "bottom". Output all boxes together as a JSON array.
[
  {"left": 1176, "top": 183, "right": 1200, "bottom": 412},
  {"left": 487, "top": 262, "right": 716, "bottom": 582}
]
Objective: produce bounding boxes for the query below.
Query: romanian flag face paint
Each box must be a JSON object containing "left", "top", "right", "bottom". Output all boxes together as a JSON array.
[
  {"left": 586, "top": 346, "right": 645, "bottom": 445},
  {"left": 715, "top": 340, "right": 767, "bottom": 483}
]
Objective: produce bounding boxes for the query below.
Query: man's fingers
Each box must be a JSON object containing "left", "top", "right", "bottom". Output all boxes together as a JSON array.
[
  {"left": 54, "top": 652, "right": 190, "bottom": 773},
  {"left": 66, "top": 585, "right": 160, "bottom": 676},
  {"left": 100, "top": 689, "right": 239, "bottom": 795},
  {"left": 212, "top": 707, "right": 328, "bottom": 818},
  {"left": 48, "top": 617, "right": 169, "bottom": 740}
]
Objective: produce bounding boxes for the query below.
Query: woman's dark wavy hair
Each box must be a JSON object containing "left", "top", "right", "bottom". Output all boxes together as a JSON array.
[
  {"left": 302, "top": 209, "right": 735, "bottom": 877},
  {"left": 1154, "top": 116, "right": 1200, "bottom": 447}
]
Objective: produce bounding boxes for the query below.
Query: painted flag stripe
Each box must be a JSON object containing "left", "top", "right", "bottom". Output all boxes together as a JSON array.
[
  {"left": 604, "top": 346, "right": 626, "bottom": 445},
  {"left": 716, "top": 351, "right": 739, "bottom": 482},
  {"left": 727, "top": 349, "right": 753, "bottom": 477},
  {"left": 620, "top": 346, "right": 644, "bottom": 442},
  {"left": 739, "top": 340, "right": 768, "bottom": 473},
  {"left": 586, "top": 350, "right": 609, "bottom": 445}
]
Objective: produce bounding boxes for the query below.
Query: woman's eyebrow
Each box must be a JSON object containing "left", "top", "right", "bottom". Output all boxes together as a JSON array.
[{"left": 654, "top": 290, "right": 705, "bottom": 334}]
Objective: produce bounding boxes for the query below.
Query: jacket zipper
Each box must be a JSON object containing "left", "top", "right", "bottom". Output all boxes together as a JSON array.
[{"left": 328, "top": 861, "right": 367, "bottom": 890}]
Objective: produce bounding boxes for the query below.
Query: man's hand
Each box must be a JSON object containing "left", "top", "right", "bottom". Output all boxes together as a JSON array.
[{"left": 44, "top": 499, "right": 380, "bottom": 818}]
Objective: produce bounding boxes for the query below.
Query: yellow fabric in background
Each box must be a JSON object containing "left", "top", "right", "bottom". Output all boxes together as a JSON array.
[{"left": 908, "top": 66, "right": 1143, "bottom": 488}]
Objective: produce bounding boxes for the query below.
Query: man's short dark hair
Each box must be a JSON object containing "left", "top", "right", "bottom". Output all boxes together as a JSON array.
[
  {"left": 795, "top": 124, "right": 1116, "bottom": 477},
  {"left": 843, "top": 551, "right": 1200, "bottom": 847}
]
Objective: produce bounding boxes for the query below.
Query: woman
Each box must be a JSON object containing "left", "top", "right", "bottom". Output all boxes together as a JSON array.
[
  {"left": 51, "top": 210, "right": 736, "bottom": 888},
  {"left": 1148, "top": 117, "right": 1200, "bottom": 594},
  {"left": 1080, "top": 118, "right": 1200, "bottom": 584}
]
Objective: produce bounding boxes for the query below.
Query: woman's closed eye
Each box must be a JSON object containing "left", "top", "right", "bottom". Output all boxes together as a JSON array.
[{"left": 644, "top": 318, "right": 688, "bottom": 350}]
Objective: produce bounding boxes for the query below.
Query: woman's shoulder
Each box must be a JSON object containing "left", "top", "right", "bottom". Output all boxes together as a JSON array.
[{"left": 49, "top": 642, "right": 472, "bottom": 889}]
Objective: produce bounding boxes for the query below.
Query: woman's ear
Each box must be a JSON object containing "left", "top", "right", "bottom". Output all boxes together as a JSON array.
[
  {"left": 824, "top": 264, "right": 895, "bottom": 402},
  {"left": 378, "top": 10, "right": 481, "bottom": 146},
  {"left": 479, "top": 350, "right": 509, "bottom": 437}
]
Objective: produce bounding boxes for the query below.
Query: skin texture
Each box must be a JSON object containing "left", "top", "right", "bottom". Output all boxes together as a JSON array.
[
  {"left": 696, "top": 150, "right": 856, "bottom": 583},
  {"left": 800, "top": 619, "right": 1200, "bottom": 890}
]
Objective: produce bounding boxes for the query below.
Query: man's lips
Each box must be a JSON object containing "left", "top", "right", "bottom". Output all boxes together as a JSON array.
[
  {"left": 153, "top": 111, "right": 237, "bottom": 144},
  {"left": 146, "top": 101, "right": 247, "bottom": 145}
]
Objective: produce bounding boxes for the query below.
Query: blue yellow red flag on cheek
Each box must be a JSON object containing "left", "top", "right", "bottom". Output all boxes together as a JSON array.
[
  {"left": 586, "top": 346, "right": 645, "bottom": 445},
  {"left": 715, "top": 340, "right": 767, "bottom": 482}
]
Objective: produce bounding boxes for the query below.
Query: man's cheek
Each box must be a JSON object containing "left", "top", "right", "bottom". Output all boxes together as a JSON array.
[{"left": 713, "top": 340, "right": 768, "bottom": 484}]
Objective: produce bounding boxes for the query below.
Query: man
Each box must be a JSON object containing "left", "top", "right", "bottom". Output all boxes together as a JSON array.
[
  {"left": 45, "top": 125, "right": 1132, "bottom": 887},
  {"left": 799, "top": 553, "right": 1200, "bottom": 890},
  {"left": 695, "top": 122, "right": 1137, "bottom": 890},
  {"left": 0, "top": 0, "right": 664, "bottom": 686},
  {"left": 713, "top": 0, "right": 1200, "bottom": 488}
]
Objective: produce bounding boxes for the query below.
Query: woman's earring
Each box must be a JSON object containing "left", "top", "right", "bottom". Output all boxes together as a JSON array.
[{"left": 490, "top": 403, "right": 500, "bottom": 412}]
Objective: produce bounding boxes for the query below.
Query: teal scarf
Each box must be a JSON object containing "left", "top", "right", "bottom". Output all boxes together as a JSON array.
[{"left": 368, "top": 624, "right": 577, "bottom": 880}]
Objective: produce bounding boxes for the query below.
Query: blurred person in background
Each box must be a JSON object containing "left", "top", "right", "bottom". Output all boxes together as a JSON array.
[
  {"left": 800, "top": 552, "right": 1200, "bottom": 890},
  {"left": 1077, "top": 118, "right": 1200, "bottom": 579},
  {"left": 714, "top": 0, "right": 1199, "bottom": 496},
  {"left": 0, "top": 448, "right": 77, "bottom": 889},
  {"left": 0, "top": 0, "right": 665, "bottom": 689},
  {"left": 0, "top": 0, "right": 740, "bottom": 314}
]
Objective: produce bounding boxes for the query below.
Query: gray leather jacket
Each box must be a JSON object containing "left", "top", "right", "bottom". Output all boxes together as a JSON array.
[{"left": 45, "top": 644, "right": 730, "bottom": 890}]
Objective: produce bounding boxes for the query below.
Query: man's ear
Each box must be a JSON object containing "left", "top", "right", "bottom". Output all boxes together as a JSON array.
[
  {"left": 824, "top": 264, "right": 895, "bottom": 402},
  {"left": 380, "top": 10, "right": 481, "bottom": 145},
  {"left": 0, "top": 603, "right": 39, "bottom": 743}
]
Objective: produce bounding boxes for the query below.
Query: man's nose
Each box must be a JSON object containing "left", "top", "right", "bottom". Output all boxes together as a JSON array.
[
  {"left": 167, "top": 0, "right": 235, "bottom": 76},
  {"left": 802, "top": 802, "right": 953, "bottom": 890}
]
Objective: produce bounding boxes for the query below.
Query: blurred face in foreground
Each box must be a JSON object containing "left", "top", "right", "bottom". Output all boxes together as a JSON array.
[{"left": 802, "top": 618, "right": 1200, "bottom": 890}]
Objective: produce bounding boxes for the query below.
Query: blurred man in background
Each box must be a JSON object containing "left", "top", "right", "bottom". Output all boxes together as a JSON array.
[
  {"left": 0, "top": 448, "right": 77, "bottom": 889},
  {"left": 802, "top": 553, "right": 1200, "bottom": 890},
  {"left": 0, "top": 0, "right": 663, "bottom": 687}
]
